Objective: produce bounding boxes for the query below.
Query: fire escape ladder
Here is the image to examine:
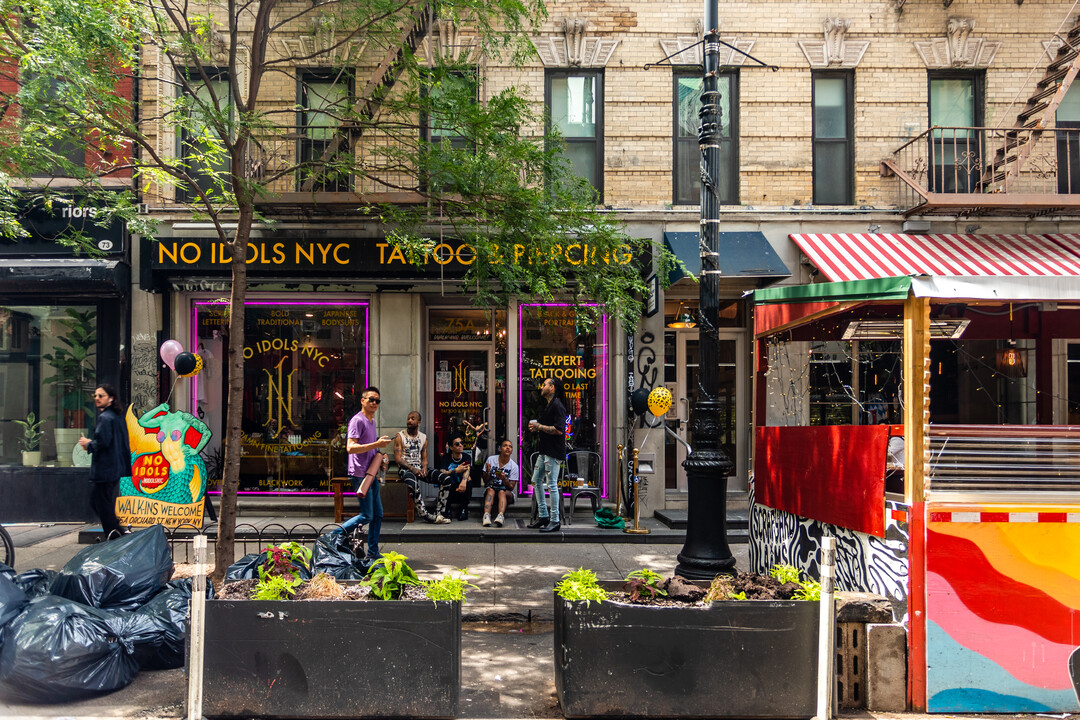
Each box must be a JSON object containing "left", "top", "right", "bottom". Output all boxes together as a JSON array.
[
  {"left": 298, "top": 2, "right": 433, "bottom": 193},
  {"left": 983, "top": 15, "right": 1080, "bottom": 190}
]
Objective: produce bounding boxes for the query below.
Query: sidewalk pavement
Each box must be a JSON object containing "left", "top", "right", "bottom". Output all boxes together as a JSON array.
[{"left": 0, "top": 522, "right": 1048, "bottom": 720}]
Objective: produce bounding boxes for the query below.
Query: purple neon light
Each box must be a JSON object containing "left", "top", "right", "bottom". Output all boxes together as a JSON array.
[
  {"left": 518, "top": 303, "right": 607, "bottom": 498},
  {"left": 190, "top": 299, "right": 371, "bottom": 495}
]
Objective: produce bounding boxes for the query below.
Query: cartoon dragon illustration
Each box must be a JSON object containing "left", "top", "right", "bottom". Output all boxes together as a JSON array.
[{"left": 121, "top": 403, "right": 211, "bottom": 505}]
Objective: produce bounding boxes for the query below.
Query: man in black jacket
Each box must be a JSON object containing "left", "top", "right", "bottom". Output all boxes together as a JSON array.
[
  {"left": 79, "top": 384, "right": 132, "bottom": 539},
  {"left": 526, "top": 377, "right": 567, "bottom": 533}
]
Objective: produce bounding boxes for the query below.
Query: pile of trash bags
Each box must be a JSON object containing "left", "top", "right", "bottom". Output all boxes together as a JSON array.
[{"left": 0, "top": 525, "right": 212, "bottom": 703}]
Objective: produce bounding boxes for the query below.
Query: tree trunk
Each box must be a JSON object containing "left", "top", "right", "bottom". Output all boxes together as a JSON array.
[{"left": 211, "top": 207, "right": 252, "bottom": 587}]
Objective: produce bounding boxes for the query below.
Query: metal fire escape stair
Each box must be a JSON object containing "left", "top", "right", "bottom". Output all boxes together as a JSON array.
[
  {"left": 981, "top": 15, "right": 1080, "bottom": 189},
  {"left": 298, "top": 2, "right": 433, "bottom": 193}
]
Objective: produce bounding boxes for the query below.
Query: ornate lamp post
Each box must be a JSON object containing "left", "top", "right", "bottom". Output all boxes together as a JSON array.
[{"left": 674, "top": 0, "right": 736, "bottom": 580}]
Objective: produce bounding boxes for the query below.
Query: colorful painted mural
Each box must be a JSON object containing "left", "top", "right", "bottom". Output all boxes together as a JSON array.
[
  {"left": 116, "top": 403, "right": 211, "bottom": 529},
  {"left": 748, "top": 477, "right": 910, "bottom": 621},
  {"left": 926, "top": 507, "right": 1080, "bottom": 713}
]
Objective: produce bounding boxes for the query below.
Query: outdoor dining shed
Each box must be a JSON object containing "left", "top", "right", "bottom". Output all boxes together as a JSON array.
[{"left": 749, "top": 232, "right": 1080, "bottom": 713}]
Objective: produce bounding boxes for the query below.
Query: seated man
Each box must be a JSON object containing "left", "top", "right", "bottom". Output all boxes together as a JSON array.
[{"left": 481, "top": 439, "right": 519, "bottom": 528}]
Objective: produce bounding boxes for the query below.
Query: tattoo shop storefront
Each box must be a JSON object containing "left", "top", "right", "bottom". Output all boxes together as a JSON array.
[
  {"left": 145, "top": 233, "right": 618, "bottom": 503},
  {"left": 0, "top": 196, "right": 130, "bottom": 522}
]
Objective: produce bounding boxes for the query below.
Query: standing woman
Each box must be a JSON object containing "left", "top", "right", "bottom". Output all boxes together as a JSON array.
[{"left": 79, "top": 384, "right": 131, "bottom": 538}]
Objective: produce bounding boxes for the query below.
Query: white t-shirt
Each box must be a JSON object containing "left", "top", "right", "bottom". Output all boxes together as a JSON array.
[{"left": 483, "top": 454, "right": 520, "bottom": 487}]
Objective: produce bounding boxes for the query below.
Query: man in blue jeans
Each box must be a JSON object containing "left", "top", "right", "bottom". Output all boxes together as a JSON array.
[
  {"left": 526, "top": 377, "right": 567, "bottom": 533},
  {"left": 339, "top": 386, "right": 391, "bottom": 561}
]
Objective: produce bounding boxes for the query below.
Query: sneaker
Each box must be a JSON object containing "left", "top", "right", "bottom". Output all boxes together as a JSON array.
[
  {"left": 434, "top": 514, "right": 451, "bottom": 524},
  {"left": 494, "top": 513, "right": 504, "bottom": 527},
  {"left": 482, "top": 513, "right": 492, "bottom": 527}
]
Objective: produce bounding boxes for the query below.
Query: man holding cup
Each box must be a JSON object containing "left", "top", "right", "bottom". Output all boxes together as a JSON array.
[{"left": 526, "top": 377, "right": 567, "bottom": 533}]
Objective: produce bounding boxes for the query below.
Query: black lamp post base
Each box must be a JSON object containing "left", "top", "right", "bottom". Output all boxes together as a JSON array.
[{"left": 675, "top": 553, "right": 737, "bottom": 581}]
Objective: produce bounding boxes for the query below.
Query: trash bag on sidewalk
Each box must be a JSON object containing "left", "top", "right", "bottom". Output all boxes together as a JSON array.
[
  {"left": 118, "top": 577, "right": 212, "bottom": 670},
  {"left": 0, "top": 563, "right": 15, "bottom": 583},
  {"left": 594, "top": 507, "right": 625, "bottom": 529},
  {"left": 14, "top": 568, "right": 57, "bottom": 598},
  {"left": 0, "top": 574, "right": 28, "bottom": 633},
  {"left": 49, "top": 525, "right": 172, "bottom": 611},
  {"left": 0, "top": 596, "right": 138, "bottom": 703},
  {"left": 312, "top": 532, "right": 368, "bottom": 580}
]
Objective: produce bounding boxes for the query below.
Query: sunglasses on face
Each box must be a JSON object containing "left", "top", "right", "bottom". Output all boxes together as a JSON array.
[
  {"left": 365, "top": 397, "right": 381, "bottom": 404},
  {"left": 452, "top": 441, "right": 463, "bottom": 446}
]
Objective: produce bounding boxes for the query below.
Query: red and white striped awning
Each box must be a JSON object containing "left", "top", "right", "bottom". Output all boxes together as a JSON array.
[{"left": 790, "top": 233, "right": 1080, "bottom": 283}]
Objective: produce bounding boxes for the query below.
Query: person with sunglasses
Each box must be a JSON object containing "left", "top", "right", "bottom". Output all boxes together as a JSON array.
[
  {"left": 429, "top": 433, "right": 472, "bottom": 522},
  {"left": 338, "top": 386, "right": 392, "bottom": 561}
]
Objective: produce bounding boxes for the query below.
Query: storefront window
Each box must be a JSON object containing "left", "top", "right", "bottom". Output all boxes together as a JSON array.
[
  {"left": 192, "top": 299, "right": 369, "bottom": 493},
  {"left": 0, "top": 304, "right": 98, "bottom": 466},
  {"left": 519, "top": 304, "right": 607, "bottom": 494}
]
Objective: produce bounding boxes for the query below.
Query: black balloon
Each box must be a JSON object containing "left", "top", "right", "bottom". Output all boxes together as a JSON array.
[
  {"left": 630, "top": 387, "right": 650, "bottom": 416},
  {"left": 173, "top": 352, "right": 197, "bottom": 376}
]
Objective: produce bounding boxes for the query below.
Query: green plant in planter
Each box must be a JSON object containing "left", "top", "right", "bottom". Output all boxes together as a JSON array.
[
  {"left": 424, "top": 568, "right": 478, "bottom": 603},
  {"left": 793, "top": 579, "right": 821, "bottom": 601},
  {"left": 42, "top": 308, "right": 97, "bottom": 431},
  {"left": 13, "top": 412, "right": 45, "bottom": 453},
  {"left": 363, "top": 550, "right": 422, "bottom": 600},
  {"left": 252, "top": 574, "right": 301, "bottom": 600},
  {"left": 623, "top": 568, "right": 667, "bottom": 603},
  {"left": 554, "top": 567, "right": 608, "bottom": 604},
  {"left": 769, "top": 563, "right": 822, "bottom": 600},
  {"left": 257, "top": 541, "right": 312, "bottom": 582}
]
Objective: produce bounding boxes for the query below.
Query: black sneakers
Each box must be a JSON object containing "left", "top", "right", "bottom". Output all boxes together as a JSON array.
[{"left": 526, "top": 517, "right": 549, "bottom": 529}]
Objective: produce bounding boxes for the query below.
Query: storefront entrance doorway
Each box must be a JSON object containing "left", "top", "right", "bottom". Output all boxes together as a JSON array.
[
  {"left": 664, "top": 330, "right": 746, "bottom": 494},
  {"left": 428, "top": 346, "right": 493, "bottom": 462}
]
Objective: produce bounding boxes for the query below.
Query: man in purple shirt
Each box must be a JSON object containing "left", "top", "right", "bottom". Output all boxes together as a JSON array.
[{"left": 338, "top": 386, "right": 391, "bottom": 561}]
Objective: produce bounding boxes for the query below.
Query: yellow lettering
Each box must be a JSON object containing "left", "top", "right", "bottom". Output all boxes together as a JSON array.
[
  {"left": 316, "top": 243, "right": 332, "bottom": 264},
  {"left": 333, "top": 243, "right": 349, "bottom": 264},
  {"left": 296, "top": 243, "right": 315, "bottom": 265},
  {"left": 388, "top": 245, "right": 406, "bottom": 264},
  {"left": 433, "top": 243, "right": 453, "bottom": 265},
  {"left": 273, "top": 243, "right": 286, "bottom": 264},
  {"left": 179, "top": 242, "right": 201, "bottom": 264},
  {"left": 158, "top": 242, "right": 178, "bottom": 264}
]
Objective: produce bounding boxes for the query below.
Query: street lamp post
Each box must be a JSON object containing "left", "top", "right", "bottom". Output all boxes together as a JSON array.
[{"left": 674, "top": 0, "right": 736, "bottom": 581}]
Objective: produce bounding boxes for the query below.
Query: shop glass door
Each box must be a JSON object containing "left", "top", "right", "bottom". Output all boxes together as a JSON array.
[
  {"left": 429, "top": 347, "right": 492, "bottom": 462},
  {"left": 664, "top": 331, "right": 744, "bottom": 492}
]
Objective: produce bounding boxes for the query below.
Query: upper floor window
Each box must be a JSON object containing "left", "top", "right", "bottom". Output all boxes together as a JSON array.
[
  {"left": 1056, "top": 83, "right": 1080, "bottom": 193},
  {"left": 673, "top": 70, "right": 738, "bottom": 205},
  {"left": 19, "top": 74, "right": 86, "bottom": 178},
  {"left": 424, "top": 69, "right": 477, "bottom": 152},
  {"left": 177, "top": 69, "right": 232, "bottom": 202},
  {"left": 812, "top": 71, "right": 854, "bottom": 205},
  {"left": 928, "top": 71, "right": 983, "bottom": 193},
  {"left": 298, "top": 70, "right": 353, "bottom": 192},
  {"left": 546, "top": 70, "right": 603, "bottom": 201}
]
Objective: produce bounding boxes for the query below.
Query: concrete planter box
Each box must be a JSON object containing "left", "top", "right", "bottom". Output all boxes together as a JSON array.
[
  {"left": 554, "top": 583, "right": 819, "bottom": 718},
  {"left": 203, "top": 598, "right": 461, "bottom": 719}
]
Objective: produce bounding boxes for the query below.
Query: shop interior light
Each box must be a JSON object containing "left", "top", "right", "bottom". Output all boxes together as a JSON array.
[
  {"left": 667, "top": 303, "right": 697, "bottom": 329},
  {"left": 841, "top": 318, "right": 970, "bottom": 340}
]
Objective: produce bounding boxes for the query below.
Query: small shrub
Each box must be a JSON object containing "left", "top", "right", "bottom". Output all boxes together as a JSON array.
[
  {"left": 554, "top": 568, "right": 608, "bottom": 604},
  {"left": 794, "top": 579, "right": 821, "bottom": 601},
  {"left": 252, "top": 574, "right": 301, "bottom": 600},
  {"left": 768, "top": 564, "right": 802, "bottom": 585},
  {"left": 363, "top": 551, "right": 422, "bottom": 600},
  {"left": 424, "top": 568, "right": 478, "bottom": 603},
  {"left": 623, "top": 568, "right": 667, "bottom": 602},
  {"left": 703, "top": 574, "right": 735, "bottom": 602},
  {"left": 258, "top": 541, "right": 312, "bottom": 582},
  {"left": 730, "top": 590, "right": 747, "bottom": 600}
]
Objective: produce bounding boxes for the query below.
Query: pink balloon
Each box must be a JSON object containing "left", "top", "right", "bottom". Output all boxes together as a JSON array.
[{"left": 159, "top": 340, "right": 184, "bottom": 370}]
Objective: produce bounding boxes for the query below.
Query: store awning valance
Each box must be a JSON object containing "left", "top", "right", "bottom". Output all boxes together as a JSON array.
[
  {"left": 0, "top": 258, "right": 129, "bottom": 295},
  {"left": 790, "top": 232, "right": 1080, "bottom": 283},
  {"left": 665, "top": 231, "right": 791, "bottom": 287}
]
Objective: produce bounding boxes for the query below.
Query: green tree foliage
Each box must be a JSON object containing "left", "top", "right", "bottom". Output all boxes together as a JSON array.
[{"left": 0, "top": 0, "right": 677, "bottom": 586}]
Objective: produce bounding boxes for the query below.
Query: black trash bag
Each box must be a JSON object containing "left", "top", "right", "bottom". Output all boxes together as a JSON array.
[
  {"left": 0, "top": 562, "right": 15, "bottom": 583},
  {"left": 0, "top": 574, "right": 28, "bottom": 634},
  {"left": 49, "top": 525, "right": 172, "bottom": 611},
  {"left": 117, "top": 577, "right": 211, "bottom": 671},
  {"left": 226, "top": 547, "right": 313, "bottom": 581},
  {"left": 312, "top": 532, "right": 368, "bottom": 580},
  {"left": 14, "top": 568, "right": 57, "bottom": 598},
  {"left": 0, "top": 596, "right": 138, "bottom": 703}
]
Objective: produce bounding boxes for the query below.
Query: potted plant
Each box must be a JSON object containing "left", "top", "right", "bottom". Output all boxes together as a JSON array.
[
  {"left": 553, "top": 566, "right": 821, "bottom": 719},
  {"left": 203, "top": 548, "right": 468, "bottom": 719},
  {"left": 13, "top": 412, "right": 45, "bottom": 467},
  {"left": 42, "top": 308, "right": 96, "bottom": 466}
]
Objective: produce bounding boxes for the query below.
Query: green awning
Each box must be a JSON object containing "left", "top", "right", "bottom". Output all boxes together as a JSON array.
[{"left": 754, "top": 276, "right": 913, "bottom": 305}]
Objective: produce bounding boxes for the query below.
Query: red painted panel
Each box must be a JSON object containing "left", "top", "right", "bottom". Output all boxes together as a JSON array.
[
  {"left": 754, "top": 301, "right": 840, "bottom": 336},
  {"left": 754, "top": 425, "right": 887, "bottom": 537}
]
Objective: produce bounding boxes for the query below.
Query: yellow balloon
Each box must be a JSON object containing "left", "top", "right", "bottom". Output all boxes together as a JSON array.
[
  {"left": 647, "top": 386, "right": 673, "bottom": 417},
  {"left": 181, "top": 354, "right": 204, "bottom": 378}
]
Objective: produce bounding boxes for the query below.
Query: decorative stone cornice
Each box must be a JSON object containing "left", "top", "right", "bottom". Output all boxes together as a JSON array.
[
  {"left": 914, "top": 18, "right": 1001, "bottom": 68},
  {"left": 277, "top": 17, "right": 365, "bottom": 67},
  {"left": 798, "top": 18, "right": 869, "bottom": 68},
  {"left": 532, "top": 18, "right": 619, "bottom": 68},
  {"left": 422, "top": 19, "right": 478, "bottom": 64}
]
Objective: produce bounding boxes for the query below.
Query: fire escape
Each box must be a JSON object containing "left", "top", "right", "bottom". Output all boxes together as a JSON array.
[
  {"left": 253, "top": 3, "right": 434, "bottom": 207},
  {"left": 882, "top": 10, "right": 1080, "bottom": 217}
]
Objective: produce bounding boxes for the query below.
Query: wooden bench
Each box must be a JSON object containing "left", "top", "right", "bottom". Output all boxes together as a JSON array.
[{"left": 331, "top": 476, "right": 414, "bottom": 523}]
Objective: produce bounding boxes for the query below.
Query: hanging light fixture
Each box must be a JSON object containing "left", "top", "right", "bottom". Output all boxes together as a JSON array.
[{"left": 667, "top": 303, "right": 697, "bottom": 329}]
